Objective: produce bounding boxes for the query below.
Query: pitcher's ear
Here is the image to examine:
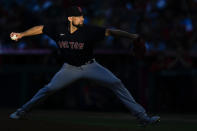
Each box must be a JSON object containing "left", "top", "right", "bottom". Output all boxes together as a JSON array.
[{"left": 68, "top": 17, "right": 72, "bottom": 22}]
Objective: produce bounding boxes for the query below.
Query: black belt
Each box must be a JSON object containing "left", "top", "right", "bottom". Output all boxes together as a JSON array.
[{"left": 66, "top": 59, "right": 94, "bottom": 67}]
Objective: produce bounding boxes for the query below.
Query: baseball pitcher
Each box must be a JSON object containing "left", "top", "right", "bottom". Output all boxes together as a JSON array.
[{"left": 9, "top": 6, "right": 160, "bottom": 126}]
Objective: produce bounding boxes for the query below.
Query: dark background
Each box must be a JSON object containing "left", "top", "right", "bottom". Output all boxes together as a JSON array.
[{"left": 0, "top": 0, "right": 197, "bottom": 114}]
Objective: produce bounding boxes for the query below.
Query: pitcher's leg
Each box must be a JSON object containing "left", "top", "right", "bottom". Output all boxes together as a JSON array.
[
  {"left": 10, "top": 64, "right": 82, "bottom": 119},
  {"left": 19, "top": 84, "right": 54, "bottom": 112},
  {"left": 83, "top": 62, "right": 147, "bottom": 119},
  {"left": 111, "top": 81, "right": 147, "bottom": 117}
]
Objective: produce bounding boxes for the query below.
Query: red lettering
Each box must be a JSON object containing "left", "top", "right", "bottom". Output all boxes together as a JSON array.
[
  {"left": 58, "top": 41, "right": 63, "bottom": 48},
  {"left": 74, "top": 42, "right": 79, "bottom": 49},
  {"left": 79, "top": 43, "right": 84, "bottom": 50},
  {"left": 58, "top": 41, "right": 69, "bottom": 48},
  {"left": 63, "top": 41, "right": 69, "bottom": 48},
  {"left": 69, "top": 42, "right": 75, "bottom": 49},
  {"left": 58, "top": 41, "right": 84, "bottom": 50}
]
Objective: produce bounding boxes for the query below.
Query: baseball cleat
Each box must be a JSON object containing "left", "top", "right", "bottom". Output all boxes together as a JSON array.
[
  {"left": 9, "top": 109, "right": 26, "bottom": 120},
  {"left": 138, "top": 116, "right": 160, "bottom": 127}
]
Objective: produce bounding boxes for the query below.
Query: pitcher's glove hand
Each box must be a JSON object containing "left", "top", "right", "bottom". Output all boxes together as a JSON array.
[{"left": 132, "top": 37, "right": 146, "bottom": 59}]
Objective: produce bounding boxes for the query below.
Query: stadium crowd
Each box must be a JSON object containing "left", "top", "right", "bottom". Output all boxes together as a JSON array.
[{"left": 0, "top": 0, "right": 197, "bottom": 52}]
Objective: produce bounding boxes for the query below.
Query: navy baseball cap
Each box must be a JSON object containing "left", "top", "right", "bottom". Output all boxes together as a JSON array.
[{"left": 66, "top": 6, "right": 84, "bottom": 17}]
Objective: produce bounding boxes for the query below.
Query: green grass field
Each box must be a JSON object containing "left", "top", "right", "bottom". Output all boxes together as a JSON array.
[{"left": 1, "top": 109, "right": 197, "bottom": 131}]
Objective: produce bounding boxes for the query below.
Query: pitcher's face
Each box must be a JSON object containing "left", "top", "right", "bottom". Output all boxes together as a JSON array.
[{"left": 68, "top": 16, "right": 84, "bottom": 27}]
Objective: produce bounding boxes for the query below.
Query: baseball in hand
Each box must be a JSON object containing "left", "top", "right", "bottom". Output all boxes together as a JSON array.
[{"left": 11, "top": 35, "right": 18, "bottom": 40}]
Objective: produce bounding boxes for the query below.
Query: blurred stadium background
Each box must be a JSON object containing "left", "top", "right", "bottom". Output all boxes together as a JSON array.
[{"left": 1, "top": 0, "right": 197, "bottom": 130}]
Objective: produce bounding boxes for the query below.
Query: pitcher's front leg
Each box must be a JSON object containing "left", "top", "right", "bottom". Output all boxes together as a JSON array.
[{"left": 10, "top": 64, "right": 82, "bottom": 119}]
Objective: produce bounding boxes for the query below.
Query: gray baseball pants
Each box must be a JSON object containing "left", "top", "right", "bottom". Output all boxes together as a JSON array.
[{"left": 19, "top": 60, "right": 147, "bottom": 119}]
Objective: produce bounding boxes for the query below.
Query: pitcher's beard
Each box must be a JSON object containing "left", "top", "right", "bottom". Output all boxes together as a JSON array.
[{"left": 72, "top": 23, "right": 83, "bottom": 28}]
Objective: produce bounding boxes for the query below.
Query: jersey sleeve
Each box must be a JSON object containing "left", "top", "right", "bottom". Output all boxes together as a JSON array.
[
  {"left": 42, "top": 23, "right": 57, "bottom": 41},
  {"left": 87, "top": 25, "right": 106, "bottom": 41}
]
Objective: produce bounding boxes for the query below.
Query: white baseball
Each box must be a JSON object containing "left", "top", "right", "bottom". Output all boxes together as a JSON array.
[{"left": 11, "top": 35, "right": 18, "bottom": 40}]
